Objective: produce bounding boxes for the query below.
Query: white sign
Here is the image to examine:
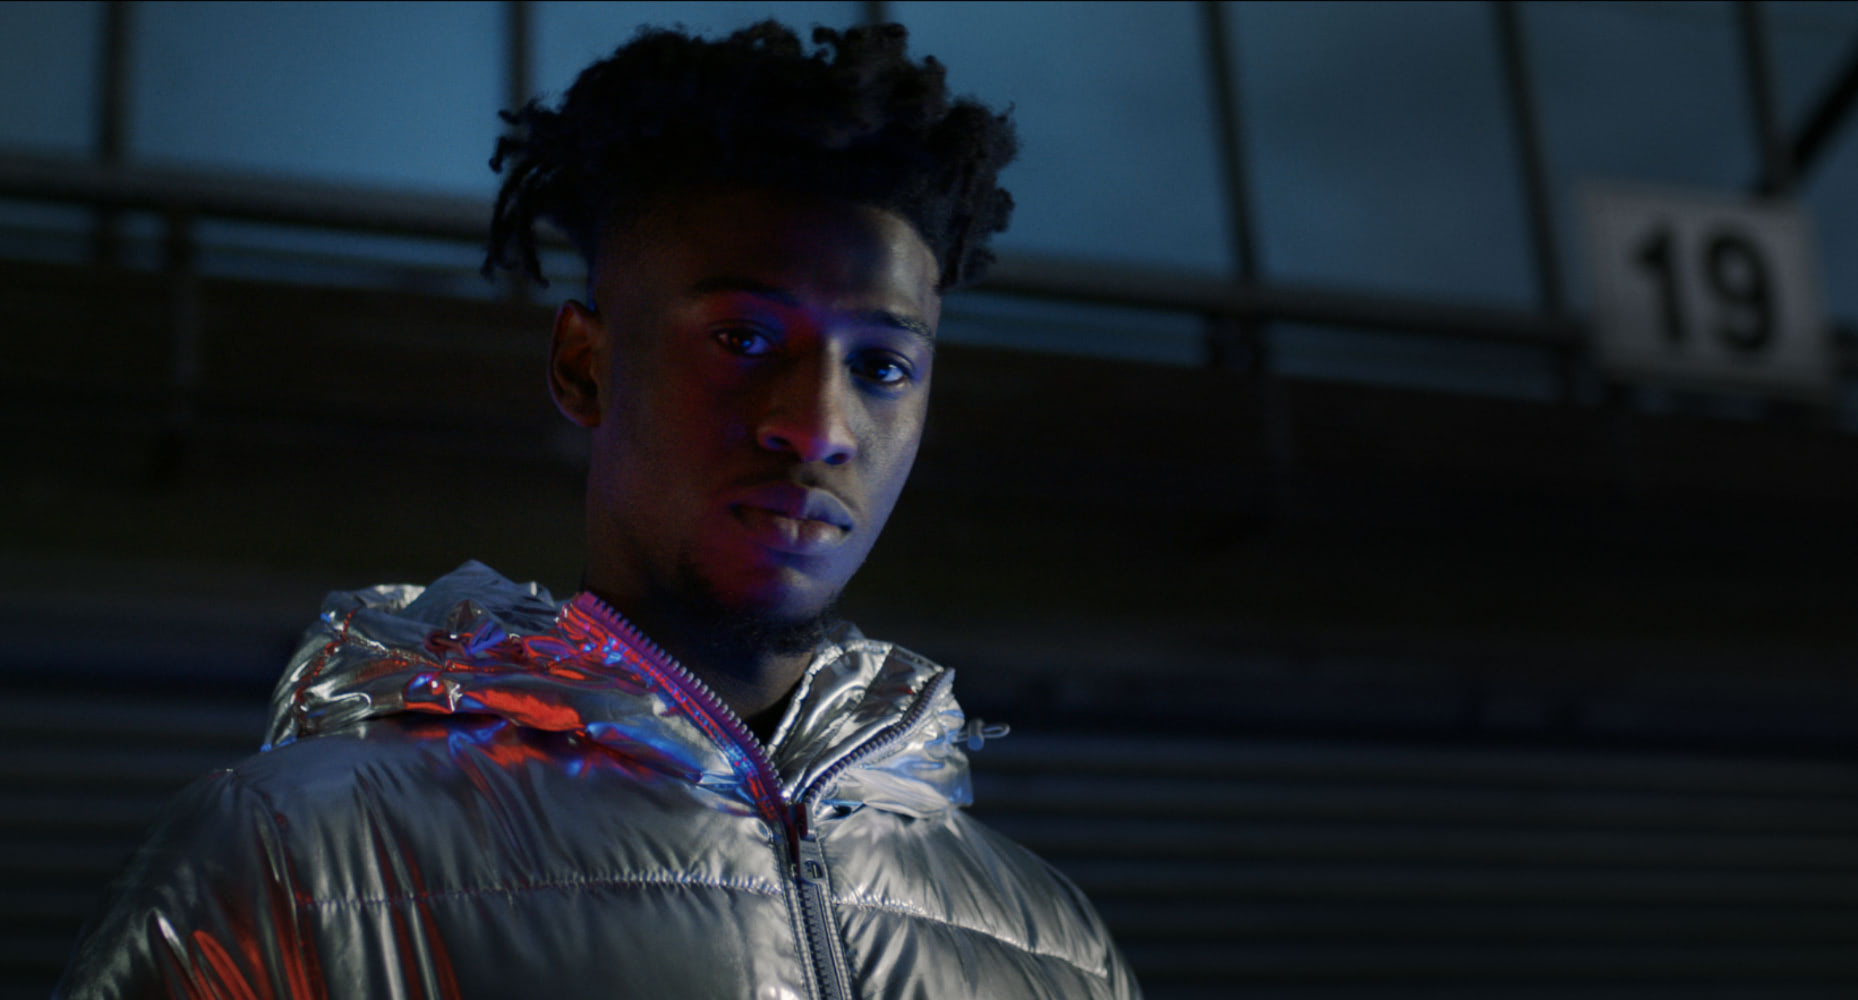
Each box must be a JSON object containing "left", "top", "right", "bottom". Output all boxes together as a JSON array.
[{"left": 1580, "top": 183, "right": 1831, "bottom": 401}]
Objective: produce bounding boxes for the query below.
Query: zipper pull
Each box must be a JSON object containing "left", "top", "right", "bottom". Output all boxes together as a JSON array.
[
  {"left": 960, "top": 717, "right": 1011, "bottom": 751},
  {"left": 796, "top": 833, "right": 829, "bottom": 884}
]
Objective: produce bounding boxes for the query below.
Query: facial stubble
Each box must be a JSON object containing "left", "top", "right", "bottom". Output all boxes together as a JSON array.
[{"left": 675, "top": 552, "right": 844, "bottom": 660}]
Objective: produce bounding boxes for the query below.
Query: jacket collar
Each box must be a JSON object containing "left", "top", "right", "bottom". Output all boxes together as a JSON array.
[{"left": 263, "top": 561, "right": 971, "bottom": 817}]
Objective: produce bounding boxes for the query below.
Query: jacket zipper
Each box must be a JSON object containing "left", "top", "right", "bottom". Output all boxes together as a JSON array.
[
  {"left": 784, "top": 667, "right": 953, "bottom": 1000},
  {"left": 795, "top": 668, "right": 954, "bottom": 819},
  {"left": 567, "top": 593, "right": 944, "bottom": 1000},
  {"left": 793, "top": 833, "right": 854, "bottom": 1000}
]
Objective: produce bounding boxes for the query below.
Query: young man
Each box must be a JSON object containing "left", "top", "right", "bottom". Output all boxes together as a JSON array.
[{"left": 57, "top": 21, "right": 1140, "bottom": 1000}]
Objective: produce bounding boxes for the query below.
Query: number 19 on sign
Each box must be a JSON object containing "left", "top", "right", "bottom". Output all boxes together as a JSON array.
[{"left": 1581, "top": 185, "right": 1830, "bottom": 401}]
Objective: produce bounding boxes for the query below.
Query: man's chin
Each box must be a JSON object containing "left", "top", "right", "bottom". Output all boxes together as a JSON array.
[
  {"left": 690, "top": 589, "right": 842, "bottom": 658},
  {"left": 721, "top": 606, "right": 839, "bottom": 655},
  {"left": 679, "top": 562, "right": 844, "bottom": 655}
]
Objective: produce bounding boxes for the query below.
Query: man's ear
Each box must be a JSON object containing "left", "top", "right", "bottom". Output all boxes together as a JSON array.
[{"left": 549, "top": 300, "right": 606, "bottom": 428}]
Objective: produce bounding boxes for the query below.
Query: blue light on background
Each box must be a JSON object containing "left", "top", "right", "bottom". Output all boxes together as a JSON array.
[{"left": 0, "top": 1, "right": 1852, "bottom": 328}]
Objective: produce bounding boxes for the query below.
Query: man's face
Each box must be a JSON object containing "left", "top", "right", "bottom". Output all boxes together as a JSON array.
[{"left": 552, "top": 189, "right": 940, "bottom": 631}]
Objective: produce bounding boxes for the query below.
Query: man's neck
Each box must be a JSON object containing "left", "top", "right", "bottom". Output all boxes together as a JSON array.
[{"left": 591, "top": 586, "right": 821, "bottom": 744}]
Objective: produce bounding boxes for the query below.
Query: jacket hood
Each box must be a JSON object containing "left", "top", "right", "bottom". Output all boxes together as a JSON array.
[{"left": 264, "top": 560, "right": 973, "bottom": 819}]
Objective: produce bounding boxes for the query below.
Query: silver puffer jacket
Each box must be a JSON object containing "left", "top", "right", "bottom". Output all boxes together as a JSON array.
[{"left": 58, "top": 562, "right": 1140, "bottom": 999}]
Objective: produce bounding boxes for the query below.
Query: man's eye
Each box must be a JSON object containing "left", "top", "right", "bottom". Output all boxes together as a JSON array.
[
  {"left": 713, "top": 326, "right": 773, "bottom": 357},
  {"left": 852, "top": 354, "right": 913, "bottom": 387}
]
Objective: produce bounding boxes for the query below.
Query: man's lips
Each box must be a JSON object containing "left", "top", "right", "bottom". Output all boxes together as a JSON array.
[{"left": 729, "top": 483, "right": 855, "bottom": 555}]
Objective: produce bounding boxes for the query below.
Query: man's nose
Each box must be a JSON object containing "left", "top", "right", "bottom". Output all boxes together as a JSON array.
[{"left": 756, "top": 357, "right": 857, "bottom": 466}]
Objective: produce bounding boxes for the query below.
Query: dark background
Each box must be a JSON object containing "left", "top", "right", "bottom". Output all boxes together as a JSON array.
[{"left": 5, "top": 2, "right": 1858, "bottom": 997}]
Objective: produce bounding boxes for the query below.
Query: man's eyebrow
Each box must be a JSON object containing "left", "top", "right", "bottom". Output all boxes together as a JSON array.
[
  {"left": 685, "top": 275, "right": 935, "bottom": 345},
  {"left": 861, "top": 308, "right": 936, "bottom": 345}
]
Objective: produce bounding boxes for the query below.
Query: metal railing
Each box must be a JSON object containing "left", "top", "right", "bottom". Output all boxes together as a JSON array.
[
  {"left": 3, "top": 147, "right": 1856, "bottom": 474},
  {"left": 3, "top": 151, "right": 1852, "bottom": 374}
]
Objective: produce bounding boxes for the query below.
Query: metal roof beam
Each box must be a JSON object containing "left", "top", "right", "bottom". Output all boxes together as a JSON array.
[{"left": 1785, "top": 36, "right": 1858, "bottom": 190}]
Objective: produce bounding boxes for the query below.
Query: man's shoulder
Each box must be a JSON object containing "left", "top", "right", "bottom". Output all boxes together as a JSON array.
[
  {"left": 175, "top": 714, "right": 583, "bottom": 851},
  {"left": 216, "top": 713, "right": 743, "bottom": 848},
  {"left": 836, "top": 801, "right": 1116, "bottom": 945},
  {"left": 160, "top": 715, "right": 670, "bottom": 889},
  {"left": 945, "top": 807, "right": 1105, "bottom": 918},
  {"left": 227, "top": 714, "right": 462, "bottom": 797},
  {"left": 828, "top": 805, "right": 1134, "bottom": 995}
]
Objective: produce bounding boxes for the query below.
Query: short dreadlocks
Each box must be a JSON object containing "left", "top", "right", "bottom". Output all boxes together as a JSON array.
[{"left": 483, "top": 20, "right": 1018, "bottom": 292}]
